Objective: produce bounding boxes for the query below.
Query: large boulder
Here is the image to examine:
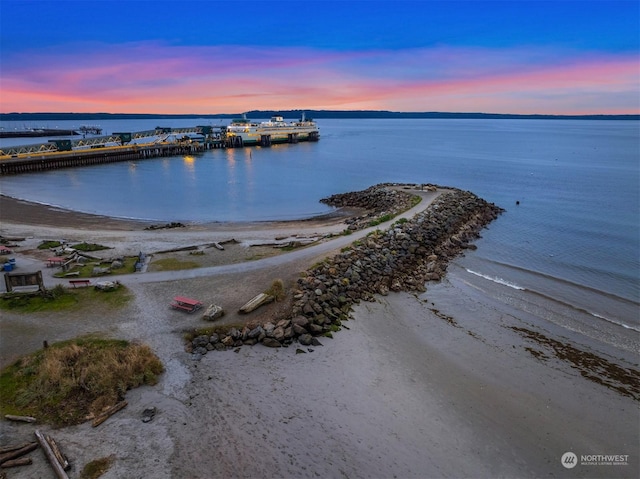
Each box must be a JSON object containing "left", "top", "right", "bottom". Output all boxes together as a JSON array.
[{"left": 202, "top": 304, "right": 225, "bottom": 321}]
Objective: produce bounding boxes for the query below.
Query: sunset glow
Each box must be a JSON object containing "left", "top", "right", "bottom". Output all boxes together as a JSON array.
[{"left": 1, "top": 1, "right": 638, "bottom": 115}]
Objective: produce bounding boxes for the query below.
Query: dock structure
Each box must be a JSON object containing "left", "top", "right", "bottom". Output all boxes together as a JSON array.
[{"left": 0, "top": 124, "right": 317, "bottom": 175}]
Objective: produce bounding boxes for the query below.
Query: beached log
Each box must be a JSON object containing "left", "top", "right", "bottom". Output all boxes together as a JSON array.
[
  {"left": 34, "top": 430, "right": 68, "bottom": 479},
  {"left": 213, "top": 242, "right": 224, "bottom": 250},
  {"left": 0, "top": 442, "right": 38, "bottom": 464},
  {"left": 45, "top": 435, "right": 70, "bottom": 470},
  {"left": 0, "top": 442, "right": 36, "bottom": 455},
  {"left": 4, "top": 414, "right": 36, "bottom": 423},
  {"left": 92, "top": 400, "right": 127, "bottom": 427},
  {"left": 238, "top": 293, "right": 274, "bottom": 314},
  {"left": 0, "top": 457, "right": 32, "bottom": 468}
]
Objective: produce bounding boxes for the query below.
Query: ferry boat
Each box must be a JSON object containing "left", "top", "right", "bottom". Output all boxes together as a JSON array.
[{"left": 226, "top": 113, "right": 319, "bottom": 146}]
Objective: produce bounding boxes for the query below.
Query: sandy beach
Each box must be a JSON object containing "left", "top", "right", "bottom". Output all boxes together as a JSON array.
[{"left": 0, "top": 191, "right": 638, "bottom": 479}]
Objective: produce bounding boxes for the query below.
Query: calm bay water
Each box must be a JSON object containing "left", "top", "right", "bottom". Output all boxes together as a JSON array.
[{"left": 1, "top": 118, "right": 638, "bottom": 326}]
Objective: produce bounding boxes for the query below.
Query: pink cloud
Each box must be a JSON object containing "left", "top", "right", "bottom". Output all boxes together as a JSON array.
[{"left": 1, "top": 42, "right": 637, "bottom": 114}]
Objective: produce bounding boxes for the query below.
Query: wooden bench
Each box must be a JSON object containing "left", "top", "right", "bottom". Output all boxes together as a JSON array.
[
  {"left": 170, "top": 296, "right": 203, "bottom": 313},
  {"left": 171, "top": 303, "right": 196, "bottom": 312},
  {"left": 69, "top": 279, "right": 91, "bottom": 288},
  {"left": 47, "top": 257, "right": 65, "bottom": 268}
]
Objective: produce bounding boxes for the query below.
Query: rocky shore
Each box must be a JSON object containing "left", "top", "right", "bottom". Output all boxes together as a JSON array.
[{"left": 188, "top": 185, "right": 504, "bottom": 355}]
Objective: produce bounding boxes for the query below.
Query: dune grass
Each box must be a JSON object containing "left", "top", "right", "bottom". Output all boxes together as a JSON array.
[{"left": 0, "top": 337, "right": 163, "bottom": 427}]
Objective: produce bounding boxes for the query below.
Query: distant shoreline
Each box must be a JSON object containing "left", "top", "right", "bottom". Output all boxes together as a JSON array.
[{"left": 1, "top": 110, "right": 638, "bottom": 121}]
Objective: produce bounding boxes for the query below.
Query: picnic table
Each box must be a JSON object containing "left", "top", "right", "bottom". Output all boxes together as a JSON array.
[
  {"left": 46, "top": 257, "right": 65, "bottom": 267},
  {"left": 0, "top": 245, "right": 12, "bottom": 255},
  {"left": 170, "top": 296, "right": 203, "bottom": 313}
]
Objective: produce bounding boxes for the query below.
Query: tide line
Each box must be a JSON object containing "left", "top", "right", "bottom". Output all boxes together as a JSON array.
[
  {"left": 465, "top": 269, "right": 525, "bottom": 290},
  {"left": 591, "top": 312, "right": 640, "bottom": 333}
]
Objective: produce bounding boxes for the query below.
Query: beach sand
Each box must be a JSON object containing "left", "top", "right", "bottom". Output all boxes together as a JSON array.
[{"left": 0, "top": 194, "right": 638, "bottom": 479}]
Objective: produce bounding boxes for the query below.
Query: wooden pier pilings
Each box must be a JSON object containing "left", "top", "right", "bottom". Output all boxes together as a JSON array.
[
  {"left": 0, "top": 143, "right": 203, "bottom": 175},
  {"left": 1, "top": 129, "right": 320, "bottom": 175}
]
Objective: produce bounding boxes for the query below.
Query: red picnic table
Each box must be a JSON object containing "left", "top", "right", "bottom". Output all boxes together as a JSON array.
[
  {"left": 0, "top": 245, "right": 12, "bottom": 255},
  {"left": 170, "top": 296, "right": 203, "bottom": 313},
  {"left": 46, "top": 257, "right": 65, "bottom": 267}
]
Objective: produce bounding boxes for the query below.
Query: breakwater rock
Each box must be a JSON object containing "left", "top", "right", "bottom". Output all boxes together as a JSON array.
[
  {"left": 187, "top": 186, "right": 503, "bottom": 357},
  {"left": 320, "top": 183, "right": 419, "bottom": 231}
]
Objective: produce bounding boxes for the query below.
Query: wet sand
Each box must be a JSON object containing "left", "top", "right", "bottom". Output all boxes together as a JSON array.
[{"left": 0, "top": 194, "right": 638, "bottom": 479}]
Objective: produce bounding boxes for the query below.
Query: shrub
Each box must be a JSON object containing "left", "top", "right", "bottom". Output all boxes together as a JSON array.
[
  {"left": 265, "top": 279, "right": 285, "bottom": 301},
  {"left": 0, "top": 338, "right": 164, "bottom": 427}
]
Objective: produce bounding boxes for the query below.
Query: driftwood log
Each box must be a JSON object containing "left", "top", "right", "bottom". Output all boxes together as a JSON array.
[
  {"left": 0, "top": 442, "right": 36, "bottom": 455},
  {"left": 238, "top": 293, "right": 274, "bottom": 314},
  {"left": 0, "top": 457, "right": 32, "bottom": 468},
  {"left": 0, "top": 442, "right": 38, "bottom": 465},
  {"left": 92, "top": 400, "right": 127, "bottom": 427},
  {"left": 4, "top": 414, "right": 36, "bottom": 423},
  {"left": 34, "top": 430, "right": 68, "bottom": 479},
  {"left": 45, "top": 435, "right": 70, "bottom": 470}
]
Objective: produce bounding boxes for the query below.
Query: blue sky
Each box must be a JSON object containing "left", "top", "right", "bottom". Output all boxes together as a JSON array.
[{"left": 1, "top": 0, "right": 638, "bottom": 114}]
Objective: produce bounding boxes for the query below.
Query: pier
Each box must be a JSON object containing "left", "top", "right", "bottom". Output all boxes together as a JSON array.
[{"left": 0, "top": 125, "right": 317, "bottom": 175}]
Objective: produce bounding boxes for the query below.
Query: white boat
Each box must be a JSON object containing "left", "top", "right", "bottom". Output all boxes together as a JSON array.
[{"left": 226, "top": 113, "right": 320, "bottom": 146}]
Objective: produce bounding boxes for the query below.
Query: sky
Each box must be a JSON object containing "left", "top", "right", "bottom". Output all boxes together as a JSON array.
[{"left": 0, "top": 0, "right": 638, "bottom": 115}]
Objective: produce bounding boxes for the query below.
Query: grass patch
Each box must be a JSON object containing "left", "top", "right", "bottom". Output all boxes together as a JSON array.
[
  {"left": 81, "top": 455, "right": 116, "bottom": 479},
  {"left": 0, "top": 337, "right": 164, "bottom": 427},
  {"left": 71, "top": 242, "right": 110, "bottom": 252},
  {"left": 149, "top": 257, "right": 200, "bottom": 271},
  {"left": 54, "top": 256, "right": 138, "bottom": 278},
  {"left": 368, "top": 213, "right": 394, "bottom": 227},
  {"left": 38, "top": 240, "right": 62, "bottom": 250},
  {"left": 0, "top": 284, "right": 132, "bottom": 313}
]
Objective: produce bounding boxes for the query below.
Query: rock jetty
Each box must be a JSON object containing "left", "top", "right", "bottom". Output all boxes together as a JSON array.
[
  {"left": 320, "top": 183, "right": 419, "bottom": 231},
  {"left": 187, "top": 184, "right": 504, "bottom": 357}
]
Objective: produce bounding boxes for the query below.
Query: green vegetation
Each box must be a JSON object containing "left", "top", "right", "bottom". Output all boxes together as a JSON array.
[
  {"left": 0, "top": 284, "right": 132, "bottom": 313},
  {"left": 54, "top": 257, "right": 138, "bottom": 278},
  {"left": 265, "top": 279, "right": 285, "bottom": 302},
  {"left": 148, "top": 257, "right": 200, "bottom": 271},
  {"left": 184, "top": 322, "right": 246, "bottom": 342},
  {"left": 0, "top": 337, "right": 163, "bottom": 427},
  {"left": 368, "top": 213, "right": 394, "bottom": 227},
  {"left": 38, "top": 240, "right": 62, "bottom": 250},
  {"left": 80, "top": 455, "right": 116, "bottom": 479},
  {"left": 71, "top": 242, "right": 110, "bottom": 252}
]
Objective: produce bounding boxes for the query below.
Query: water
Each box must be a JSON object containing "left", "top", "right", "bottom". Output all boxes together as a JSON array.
[{"left": 1, "top": 118, "right": 638, "bottom": 327}]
